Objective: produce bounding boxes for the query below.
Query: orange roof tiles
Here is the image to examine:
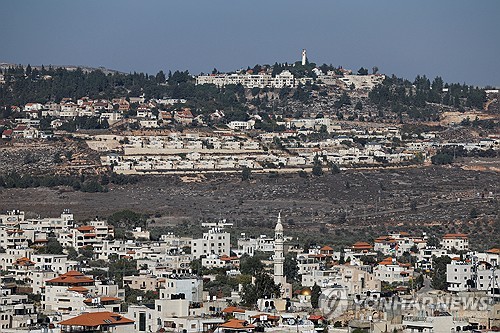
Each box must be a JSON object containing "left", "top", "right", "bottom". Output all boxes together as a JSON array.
[
  {"left": 250, "top": 314, "right": 280, "bottom": 320},
  {"left": 352, "top": 241, "right": 373, "bottom": 249},
  {"left": 222, "top": 306, "right": 245, "bottom": 313},
  {"left": 68, "top": 286, "right": 89, "bottom": 293},
  {"left": 308, "top": 315, "right": 324, "bottom": 321},
  {"left": 486, "top": 248, "right": 500, "bottom": 254},
  {"left": 15, "top": 257, "right": 35, "bottom": 266},
  {"left": 220, "top": 256, "right": 239, "bottom": 261},
  {"left": 220, "top": 319, "right": 255, "bottom": 330},
  {"left": 77, "top": 226, "right": 95, "bottom": 232},
  {"left": 442, "top": 233, "right": 468, "bottom": 239},
  {"left": 59, "top": 312, "right": 133, "bottom": 327},
  {"left": 46, "top": 271, "right": 94, "bottom": 285},
  {"left": 320, "top": 245, "right": 334, "bottom": 251},
  {"left": 84, "top": 297, "right": 121, "bottom": 303},
  {"left": 374, "top": 236, "right": 396, "bottom": 243}
]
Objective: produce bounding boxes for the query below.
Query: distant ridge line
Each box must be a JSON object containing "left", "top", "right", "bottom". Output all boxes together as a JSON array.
[{"left": 0, "top": 62, "right": 126, "bottom": 75}]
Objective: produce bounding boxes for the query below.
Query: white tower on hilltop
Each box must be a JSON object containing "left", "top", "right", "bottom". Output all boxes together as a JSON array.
[
  {"left": 301, "top": 49, "right": 307, "bottom": 66},
  {"left": 274, "top": 212, "right": 285, "bottom": 286}
]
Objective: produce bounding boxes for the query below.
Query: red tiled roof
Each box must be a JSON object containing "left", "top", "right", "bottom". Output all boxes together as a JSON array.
[
  {"left": 46, "top": 271, "right": 94, "bottom": 285},
  {"left": 222, "top": 306, "right": 245, "bottom": 314},
  {"left": 250, "top": 314, "right": 279, "bottom": 320},
  {"left": 83, "top": 297, "right": 121, "bottom": 303},
  {"left": 59, "top": 312, "right": 133, "bottom": 327},
  {"left": 220, "top": 255, "right": 239, "bottom": 261},
  {"left": 68, "top": 286, "right": 89, "bottom": 293},
  {"left": 320, "top": 245, "right": 334, "bottom": 251},
  {"left": 77, "top": 226, "right": 95, "bottom": 232},
  {"left": 487, "top": 248, "right": 500, "bottom": 254},
  {"left": 15, "top": 257, "right": 35, "bottom": 266},
  {"left": 374, "top": 236, "right": 396, "bottom": 243},
  {"left": 352, "top": 241, "right": 373, "bottom": 249},
  {"left": 379, "top": 257, "right": 397, "bottom": 266},
  {"left": 220, "top": 319, "right": 255, "bottom": 330},
  {"left": 442, "top": 233, "right": 468, "bottom": 239}
]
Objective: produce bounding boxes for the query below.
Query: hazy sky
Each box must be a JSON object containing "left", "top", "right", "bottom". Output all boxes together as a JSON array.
[{"left": 1, "top": 0, "right": 499, "bottom": 86}]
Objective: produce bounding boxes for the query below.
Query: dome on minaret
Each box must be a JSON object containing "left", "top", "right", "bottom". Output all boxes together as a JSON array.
[{"left": 275, "top": 212, "right": 283, "bottom": 232}]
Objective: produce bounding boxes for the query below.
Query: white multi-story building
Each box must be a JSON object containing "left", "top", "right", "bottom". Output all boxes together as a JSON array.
[
  {"left": 0, "top": 294, "right": 36, "bottom": 331},
  {"left": 446, "top": 260, "right": 498, "bottom": 293},
  {"left": 373, "top": 257, "right": 414, "bottom": 283},
  {"left": 31, "top": 254, "right": 70, "bottom": 274},
  {"left": 441, "top": 233, "right": 469, "bottom": 252},
  {"left": 196, "top": 70, "right": 297, "bottom": 89},
  {"left": 373, "top": 232, "right": 427, "bottom": 257},
  {"left": 227, "top": 120, "right": 255, "bottom": 130},
  {"left": 191, "top": 228, "right": 230, "bottom": 259},
  {"left": 416, "top": 247, "right": 449, "bottom": 270},
  {"left": 302, "top": 265, "right": 381, "bottom": 296},
  {"left": 0, "top": 210, "right": 25, "bottom": 225},
  {"left": 235, "top": 234, "right": 275, "bottom": 257}
]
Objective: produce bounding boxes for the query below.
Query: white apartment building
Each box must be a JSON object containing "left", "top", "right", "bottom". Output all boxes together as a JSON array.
[
  {"left": 0, "top": 294, "right": 36, "bottom": 331},
  {"left": 227, "top": 120, "right": 255, "bottom": 130},
  {"left": 31, "top": 254, "right": 70, "bottom": 274},
  {"left": 0, "top": 210, "right": 25, "bottom": 225},
  {"left": 373, "top": 257, "right": 414, "bottom": 283},
  {"left": 446, "top": 261, "right": 498, "bottom": 293},
  {"left": 417, "top": 247, "right": 449, "bottom": 270},
  {"left": 236, "top": 234, "right": 275, "bottom": 257},
  {"left": 302, "top": 265, "right": 381, "bottom": 296},
  {"left": 42, "top": 271, "right": 98, "bottom": 315},
  {"left": 152, "top": 276, "right": 204, "bottom": 319},
  {"left": 196, "top": 70, "right": 297, "bottom": 89},
  {"left": 373, "top": 232, "right": 427, "bottom": 257},
  {"left": 441, "top": 233, "right": 469, "bottom": 252},
  {"left": 20, "top": 210, "right": 75, "bottom": 233},
  {"left": 191, "top": 228, "right": 230, "bottom": 259}
]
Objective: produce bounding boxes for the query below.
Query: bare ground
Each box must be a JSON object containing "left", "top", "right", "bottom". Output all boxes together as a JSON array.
[{"left": 0, "top": 158, "right": 498, "bottom": 250}]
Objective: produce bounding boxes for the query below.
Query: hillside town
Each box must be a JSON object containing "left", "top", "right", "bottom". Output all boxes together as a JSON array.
[
  {"left": 0, "top": 50, "right": 499, "bottom": 333},
  {"left": 1, "top": 93, "right": 499, "bottom": 175},
  {"left": 0, "top": 209, "right": 498, "bottom": 333},
  {"left": 1, "top": 50, "right": 499, "bottom": 177}
]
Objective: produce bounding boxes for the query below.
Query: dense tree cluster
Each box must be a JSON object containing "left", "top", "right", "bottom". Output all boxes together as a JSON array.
[
  {"left": 57, "top": 116, "right": 109, "bottom": 131},
  {"left": 0, "top": 172, "right": 137, "bottom": 193},
  {"left": 107, "top": 210, "right": 147, "bottom": 239},
  {"left": 369, "top": 75, "right": 487, "bottom": 119},
  {"left": 431, "top": 146, "right": 498, "bottom": 165},
  {"left": 0, "top": 65, "right": 250, "bottom": 121},
  {"left": 431, "top": 256, "right": 452, "bottom": 290}
]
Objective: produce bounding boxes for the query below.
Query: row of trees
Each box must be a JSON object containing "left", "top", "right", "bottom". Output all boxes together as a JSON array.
[
  {"left": 369, "top": 75, "right": 487, "bottom": 113},
  {"left": 431, "top": 146, "right": 499, "bottom": 165},
  {"left": 0, "top": 172, "right": 138, "bottom": 192}
]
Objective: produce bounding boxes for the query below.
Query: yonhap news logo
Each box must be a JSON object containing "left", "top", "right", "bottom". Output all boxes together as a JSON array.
[{"left": 319, "top": 290, "right": 491, "bottom": 319}]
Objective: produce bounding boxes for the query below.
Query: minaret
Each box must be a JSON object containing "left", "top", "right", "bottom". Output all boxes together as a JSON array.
[
  {"left": 274, "top": 212, "right": 285, "bottom": 286},
  {"left": 301, "top": 49, "right": 307, "bottom": 66}
]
